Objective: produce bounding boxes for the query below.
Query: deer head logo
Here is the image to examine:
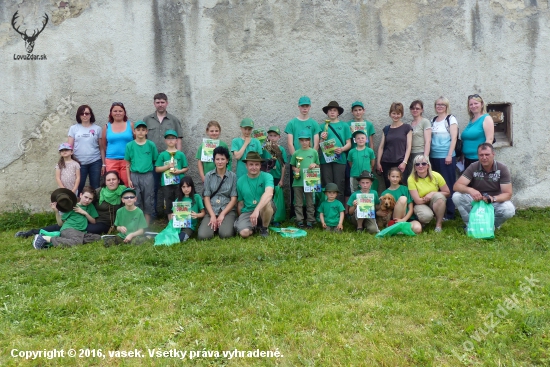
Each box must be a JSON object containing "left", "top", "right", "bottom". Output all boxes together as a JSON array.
[{"left": 11, "top": 11, "right": 48, "bottom": 54}]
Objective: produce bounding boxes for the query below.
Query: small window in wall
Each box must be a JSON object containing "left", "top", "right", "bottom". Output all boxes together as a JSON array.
[{"left": 487, "top": 102, "right": 513, "bottom": 147}]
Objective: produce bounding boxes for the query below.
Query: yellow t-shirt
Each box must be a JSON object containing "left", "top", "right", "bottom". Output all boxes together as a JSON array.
[{"left": 407, "top": 171, "right": 446, "bottom": 198}]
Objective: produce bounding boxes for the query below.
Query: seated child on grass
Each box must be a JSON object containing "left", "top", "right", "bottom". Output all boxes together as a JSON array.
[
  {"left": 103, "top": 188, "right": 148, "bottom": 246},
  {"left": 347, "top": 170, "right": 380, "bottom": 234},
  {"left": 318, "top": 183, "right": 345, "bottom": 232}
]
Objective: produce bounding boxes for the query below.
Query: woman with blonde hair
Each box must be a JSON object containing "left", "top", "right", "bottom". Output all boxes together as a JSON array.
[
  {"left": 461, "top": 94, "right": 494, "bottom": 170},
  {"left": 408, "top": 155, "right": 450, "bottom": 232}
]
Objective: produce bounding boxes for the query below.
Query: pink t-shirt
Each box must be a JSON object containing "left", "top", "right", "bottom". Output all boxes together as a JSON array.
[{"left": 55, "top": 160, "right": 80, "bottom": 191}]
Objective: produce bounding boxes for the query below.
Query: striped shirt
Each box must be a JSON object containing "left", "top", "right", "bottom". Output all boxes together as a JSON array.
[{"left": 203, "top": 169, "right": 237, "bottom": 215}]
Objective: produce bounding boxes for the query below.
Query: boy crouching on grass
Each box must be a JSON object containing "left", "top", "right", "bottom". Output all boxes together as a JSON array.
[
  {"left": 103, "top": 188, "right": 148, "bottom": 246},
  {"left": 318, "top": 183, "right": 345, "bottom": 232},
  {"left": 33, "top": 187, "right": 101, "bottom": 249},
  {"left": 347, "top": 170, "right": 380, "bottom": 233}
]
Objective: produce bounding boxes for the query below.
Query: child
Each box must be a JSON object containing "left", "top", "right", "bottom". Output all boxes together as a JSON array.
[
  {"left": 348, "top": 101, "right": 376, "bottom": 151},
  {"left": 33, "top": 187, "right": 100, "bottom": 249},
  {"left": 196, "top": 121, "right": 231, "bottom": 182},
  {"left": 347, "top": 130, "right": 376, "bottom": 191},
  {"left": 124, "top": 120, "right": 159, "bottom": 224},
  {"left": 318, "top": 183, "right": 345, "bottom": 232},
  {"left": 104, "top": 188, "right": 148, "bottom": 246},
  {"left": 380, "top": 168, "right": 422, "bottom": 234},
  {"left": 347, "top": 171, "right": 380, "bottom": 233},
  {"left": 262, "top": 126, "right": 287, "bottom": 187},
  {"left": 231, "top": 118, "right": 262, "bottom": 179},
  {"left": 155, "top": 130, "right": 189, "bottom": 216},
  {"left": 319, "top": 101, "right": 351, "bottom": 205},
  {"left": 290, "top": 130, "right": 320, "bottom": 228},
  {"left": 55, "top": 143, "right": 81, "bottom": 194},
  {"left": 174, "top": 176, "right": 205, "bottom": 241}
]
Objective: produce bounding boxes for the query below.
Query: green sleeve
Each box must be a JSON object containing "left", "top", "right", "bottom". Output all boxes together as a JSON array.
[
  {"left": 87, "top": 204, "right": 99, "bottom": 219},
  {"left": 366, "top": 121, "right": 376, "bottom": 136},
  {"left": 156, "top": 151, "right": 166, "bottom": 166},
  {"left": 151, "top": 141, "right": 159, "bottom": 161}
]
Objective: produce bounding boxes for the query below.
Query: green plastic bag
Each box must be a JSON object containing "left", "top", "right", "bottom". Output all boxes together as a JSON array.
[
  {"left": 467, "top": 200, "right": 495, "bottom": 239},
  {"left": 39, "top": 229, "right": 60, "bottom": 237},
  {"left": 273, "top": 186, "right": 286, "bottom": 222},
  {"left": 375, "top": 222, "right": 416, "bottom": 238},
  {"left": 154, "top": 219, "right": 181, "bottom": 246},
  {"left": 269, "top": 226, "right": 307, "bottom": 238}
]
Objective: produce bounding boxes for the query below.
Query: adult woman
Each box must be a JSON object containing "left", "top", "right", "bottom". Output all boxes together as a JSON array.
[
  {"left": 377, "top": 102, "right": 412, "bottom": 188},
  {"left": 101, "top": 102, "right": 134, "bottom": 186},
  {"left": 407, "top": 155, "right": 450, "bottom": 232},
  {"left": 87, "top": 171, "right": 126, "bottom": 235},
  {"left": 406, "top": 100, "right": 431, "bottom": 181},
  {"left": 197, "top": 146, "right": 238, "bottom": 240},
  {"left": 68, "top": 105, "right": 104, "bottom": 193},
  {"left": 429, "top": 97, "right": 457, "bottom": 220},
  {"left": 461, "top": 94, "right": 495, "bottom": 170}
]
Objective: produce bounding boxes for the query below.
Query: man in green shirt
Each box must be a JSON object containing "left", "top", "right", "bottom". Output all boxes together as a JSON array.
[{"left": 235, "top": 152, "right": 275, "bottom": 238}]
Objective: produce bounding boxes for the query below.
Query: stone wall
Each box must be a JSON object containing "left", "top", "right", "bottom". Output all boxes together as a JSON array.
[{"left": 1, "top": 0, "right": 549, "bottom": 211}]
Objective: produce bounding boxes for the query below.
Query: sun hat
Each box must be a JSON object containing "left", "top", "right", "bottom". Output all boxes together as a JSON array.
[
  {"left": 325, "top": 183, "right": 339, "bottom": 192},
  {"left": 50, "top": 188, "right": 78, "bottom": 212},
  {"left": 355, "top": 170, "right": 375, "bottom": 181},
  {"left": 242, "top": 151, "right": 265, "bottom": 162},
  {"left": 322, "top": 101, "right": 344, "bottom": 116}
]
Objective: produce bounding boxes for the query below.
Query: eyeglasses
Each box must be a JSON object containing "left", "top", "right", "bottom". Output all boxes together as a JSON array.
[
  {"left": 122, "top": 196, "right": 135, "bottom": 199},
  {"left": 81, "top": 112, "right": 91, "bottom": 116},
  {"left": 410, "top": 107, "right": 422, "bottom": 111},
  {"left": 112, "top": 102, "right": 125, "bottom": 107},
  {"left": 415, "top": 162, "right": 428, "bottom": 167},
  {"left": 468, "top": 94, "right": 481, "bottom": 99},
  {"left": 435, "top": 104, "right": 446, "bottom": 107}
]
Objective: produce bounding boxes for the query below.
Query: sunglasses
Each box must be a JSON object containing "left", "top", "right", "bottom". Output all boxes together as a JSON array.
[
  {"left": 112, "top": 102, "right": 125, "bottom": 107},
  {"left": 415, "top": 162, "right": 428, "bottom": 167},
  {"left": 410, "top": 107, "right": 422, "bottom": 111},
  {"left": 122, "top": 196, "right": 136, "bottom": 199},
  {"left": 468, "top": 94, "right": 481, "bottom": 99},
  {"left": 81, "top": 112, "right": 91, "bottom": 116}
]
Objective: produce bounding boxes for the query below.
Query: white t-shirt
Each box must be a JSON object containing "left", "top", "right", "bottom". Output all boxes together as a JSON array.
[
  {"left": 430, "top": 115, "right": 458, "bottom": 159},
  {"left": 68, "top": 123, "right": 102, "bottom": 165}
]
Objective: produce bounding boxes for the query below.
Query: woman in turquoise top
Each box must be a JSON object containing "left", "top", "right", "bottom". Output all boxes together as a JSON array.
[
  {"left": 461, "top": 94, "right": 494, "bottom": 170},
  {"left": 101, "top": 102, "right": 134, "bottom": 186}
]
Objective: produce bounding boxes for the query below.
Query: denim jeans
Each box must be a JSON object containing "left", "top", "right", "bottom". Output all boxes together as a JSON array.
[{"left": 78, "top": 159, "right": 102, "bottom": 193}]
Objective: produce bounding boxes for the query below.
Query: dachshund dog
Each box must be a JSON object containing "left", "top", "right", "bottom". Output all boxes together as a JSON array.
[{"left": 377, "top": 194, "right": 396, "bottom": 229}]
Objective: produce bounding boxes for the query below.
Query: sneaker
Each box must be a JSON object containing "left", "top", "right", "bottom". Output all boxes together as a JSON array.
[
  {"left": 32, "top": 234, "right": 48, "bottom": 250},
  {"left": 145, "top": 231, "right": 159, "bottom": 239},
  {"left": 434, "top": 227, "right": 442, "bottom": 233},
  {"left": 102, "top": 235, "right": 117, "bottom": 247},
  {"left": 15, "top": 230, "right": 31, "bottom": 238},
  {"left": 306, "top": 222, "right": 314, "bottom": 229},
  {"left": 297, "top": 222, "right": 304, "bottom": 228},
  {"left": 259, "top": 227, "right": 269, "bottom": 237}
]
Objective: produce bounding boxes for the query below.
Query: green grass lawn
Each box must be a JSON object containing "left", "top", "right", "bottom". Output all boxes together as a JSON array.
[{"left": 0, "top": 208, "right": 549, "bottom": 366}]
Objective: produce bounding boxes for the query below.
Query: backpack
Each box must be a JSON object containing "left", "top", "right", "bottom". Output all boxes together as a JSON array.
[{"left": 431, "top": 115, "right": 463, "bottom": 157}]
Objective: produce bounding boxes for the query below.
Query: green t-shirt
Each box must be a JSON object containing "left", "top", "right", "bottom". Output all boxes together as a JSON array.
[
  {"left": 318, "top": 121, "right": 352, "bottom": 165},
  {"left": 347, "top": 189, "right": 380, "bottom": 207},
  {"left": 60, "top": 204, "right": 98, "bottom": 232},
  {"left": 176, "top": 194, "right": 205, "bottom": 231},
  {"left": 231, "top": 137, "right": 263, "bottom": 179},
  {"left": 381, "top": 185, "right": 413, "bottom": 215},
  {"left": 290, "top": 148, "right": 320, "bottom": 187},
  {"left": 261, "top": 145, "right": 287, "bottom": 179},
  {"left": 124, "top": 140, "right": 159, "bottom": 173},
  {"left": 284, "top": 117, "right": 321, "bottom": 151},
  {"left": 114, "top": 206, "right": 148, "bottom": 239},
  {"left": 318, "top": 199, "right": 345, "bottom": 227},
  {"left": 347, "top": 120, "right": 376, "bottom": 149},
  {"left": 237, "top": 172, "right": 274, "bottom": 213},
  {"left": 195, "top": 140, "right": 231, "bottom": 175},
  {"left": 155, "top": 150, "right": 188, "bottom": 186},
  {"left": 347, "top": 146, "right": 376, "bottom": 178}
]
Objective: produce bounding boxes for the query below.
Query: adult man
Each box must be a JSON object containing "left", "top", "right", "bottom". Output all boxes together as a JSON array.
[
  {"left": 235, "top": 152, "right": 275, "bottom": 238},
  {"left": 142, "top": 93, "right": 184, "bottom": 217},
  {"left": 453, "top": 143, "right": 515, "bottom": 229}
]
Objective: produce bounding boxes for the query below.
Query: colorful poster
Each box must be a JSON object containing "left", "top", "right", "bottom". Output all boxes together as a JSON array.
[
  {"left": 163, "top": 160, "right": 181, "bottom": 185},
  {"left": 320, "top": 139, "right": 338, "bottom": 163},
  {"left": 356, "top": 193, "right": 375, "bottom": 219},
  {"left": 172, "top": 201, "right": 192, "bottom": 228},
  {"left": 201, "top": 139, "right": 220, "bottom": 162},
  {"left": 252, "top": 129, "right": 267, "bottom": 147},
  {"left": 350, "top": 121, "right": 367, "bottom": 133},
  {"left": 303, "top": 168, "right": 321, "bottom": 193}
]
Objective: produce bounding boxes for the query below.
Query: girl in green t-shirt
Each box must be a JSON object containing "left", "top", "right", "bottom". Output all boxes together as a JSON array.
[
  {"left": 175, "top": 177, "right": 205, "bottom": 240},
  {"left": 380, "top": 168, "right": 422, "bottom": 234}
]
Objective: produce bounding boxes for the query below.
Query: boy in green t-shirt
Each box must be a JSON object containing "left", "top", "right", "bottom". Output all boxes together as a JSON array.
[
  {"left": 318, "top": 183, "right": 345, "bottom": 232},
  {"left": 33, "top": 187, "right": 101, "bottom": 249},
  {"left": 347, "top": 171, "right": 380, "bottom": 234},
  {"left": 290, "top": 130, "right": 320, "bottom": 228},
  {"left": 124, "top": 120, "right": 159, "bottom": 224},
  {"left": 347, "top": 130, "right": 376, "bottom": 191},
  {"left": 231, "top": 118, "right": 263, "bottom": 179},
  {"left": 155, "top": 130, "right": 189, "bottom": 216},
  {"left": 104, "top": 188, "right": 148, "bottom": 246},
  {"left": 262, "top": 126, "right": 287, "bottom": 187}
]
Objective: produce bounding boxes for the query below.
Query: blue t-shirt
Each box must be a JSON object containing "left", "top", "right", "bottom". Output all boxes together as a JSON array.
[{"left": 461, "top": 114, "right": 488, "bottom": 160}]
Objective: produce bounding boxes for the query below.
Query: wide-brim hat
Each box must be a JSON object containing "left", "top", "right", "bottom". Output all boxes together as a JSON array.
[
  {"left": 355, "top": 170, "right": 375, "bottom": 181},
  {"left": 242, "top": 151, "right": 265, "bottom": 163},
  {"left": 325, "top": 183, "right": 339, "bottom": 192},
  {"left": 50, "top": 188, "right": 78, "bottom": 213},
  {"left": 322, "top": 101, "right": 344, "bottom": 116}
]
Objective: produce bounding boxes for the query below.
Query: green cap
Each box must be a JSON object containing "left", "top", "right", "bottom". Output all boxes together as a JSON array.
[
  {"left": 240, "top": 118, "right": 254, "bottom": 128},
  {"left": 352, "top": 130, "right": 367, "bottom": 138},
  {"left": 121, "top": 188, "right": 137, "bottom": 196},
  {"left": 164, "top": 129, "right": 178, "bottom": 138},
  {"left": 134, "top": 120, "right": 148, "bottom": 129},
  {"left": 297, "top": 130, "right": 310, "bottom": 139},
  {"left": 325, "top": 183, "right": 339, "bottom": 192},
  {"left": 267, "top": 126, "right": 281, "bottom": 135},
  {"left": 298, "top": 96, "right": 311, "bottom": 106},
  {"left": 351, "top": 101, "right": 364, "bottom": 109}
]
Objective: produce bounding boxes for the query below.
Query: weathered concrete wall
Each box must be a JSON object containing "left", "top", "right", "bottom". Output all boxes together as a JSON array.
[{"left": 1, "top": 0, "right": 549, "bottom": 211}]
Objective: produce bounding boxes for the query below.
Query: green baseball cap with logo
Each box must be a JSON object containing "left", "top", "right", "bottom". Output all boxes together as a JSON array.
[
  {"left": 240, "top": 118, "right": 254, "bottom": 128},
  {"left": 351, "top": 101, "right": 364, "bottom": 109},
  {"left": 298, "top": 130, "right": 311, "bottom": 139},
  {"left": 267, "top": 126, "right": 281, "bottom": 135},
  {"left": 298, "top": 96, "right": 311, "bottom": 106},
  {"left": 134, "top": 120, "right": 148, "bottom": 129},
  {"left": 164, "top": 130, "right": 178, "bottom": 138}
]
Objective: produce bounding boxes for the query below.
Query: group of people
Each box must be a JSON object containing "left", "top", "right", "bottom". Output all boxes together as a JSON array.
[{"left": 17, "top": 93, "right": 516, "bottom": 249}]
